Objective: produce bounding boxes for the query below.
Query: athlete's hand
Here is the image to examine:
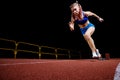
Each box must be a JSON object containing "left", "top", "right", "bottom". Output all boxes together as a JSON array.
[
  {"left": 68, "top": 22, "right": 74, "bottom": 31},
  {"left": 99, "top": 17, "right": 104, "bottom": 22}
]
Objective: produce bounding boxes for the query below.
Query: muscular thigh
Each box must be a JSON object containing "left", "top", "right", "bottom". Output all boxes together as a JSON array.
[{"left": 84, "top": 27, "right": 95, "bottom": 36}]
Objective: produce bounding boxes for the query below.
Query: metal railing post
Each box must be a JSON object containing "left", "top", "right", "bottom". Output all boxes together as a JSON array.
[{"left": 14, "top": 42, "right": 18, "bottom": 59}]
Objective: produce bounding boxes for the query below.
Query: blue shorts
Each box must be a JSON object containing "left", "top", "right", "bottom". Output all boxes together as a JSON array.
[{"left": 80, "top": 23, "right": 95, "bottom": 35}]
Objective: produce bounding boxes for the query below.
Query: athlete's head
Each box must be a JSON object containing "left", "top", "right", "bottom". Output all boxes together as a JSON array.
[{"left": 70, "top": 1, "right": 83, "bottom": 15}]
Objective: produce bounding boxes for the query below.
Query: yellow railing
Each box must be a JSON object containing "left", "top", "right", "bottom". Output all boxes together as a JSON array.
[{"left": 0, "top": 38, "right": 81, "bottom": 59}]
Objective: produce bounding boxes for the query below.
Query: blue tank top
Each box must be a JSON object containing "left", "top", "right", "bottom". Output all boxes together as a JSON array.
[{"left": 75, "top": 15, "right": 88, "bottom": 24}]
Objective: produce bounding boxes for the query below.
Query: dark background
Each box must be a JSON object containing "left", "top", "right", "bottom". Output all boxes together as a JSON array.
[{"left": 0, "top": 0, "right": 120, "bottom": 58}]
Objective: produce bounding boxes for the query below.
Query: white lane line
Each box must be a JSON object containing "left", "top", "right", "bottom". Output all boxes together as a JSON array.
[
  {"left": 114, "top": 62, "right": 120, "bottom": 80},
  {"left": 0, "top": 60, "right": 70, "bottom": 66}
]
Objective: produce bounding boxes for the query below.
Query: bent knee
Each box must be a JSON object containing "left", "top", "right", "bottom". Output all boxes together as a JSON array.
[{"left": 83, "top": 34, "right": 91, "bottom": 40}]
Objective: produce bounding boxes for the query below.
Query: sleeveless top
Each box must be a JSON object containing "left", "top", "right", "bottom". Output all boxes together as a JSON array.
[{"left": 75, "top": 14, "right": 88, "bottom": 25}]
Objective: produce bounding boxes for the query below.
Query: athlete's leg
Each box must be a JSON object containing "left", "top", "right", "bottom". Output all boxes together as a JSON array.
[{"left": 83, "top": 27, "right": 101, "bottom": 58}]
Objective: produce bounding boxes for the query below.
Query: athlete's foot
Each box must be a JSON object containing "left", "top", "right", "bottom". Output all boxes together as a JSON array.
[
  {"left": 92, "top": 52, "right": 98, "bottom": 58},
  {"left": 96, "top": 49, "right": 102, "bottom": 58}
]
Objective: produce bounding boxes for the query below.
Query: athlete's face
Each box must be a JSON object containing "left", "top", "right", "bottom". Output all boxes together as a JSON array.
[{"left": 71, "top": 4, "right": 80, "bottom": 15}]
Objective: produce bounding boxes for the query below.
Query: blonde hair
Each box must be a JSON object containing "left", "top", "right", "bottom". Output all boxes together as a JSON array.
[
  {"left": 69, "top": 1, "right": 81, "bottom": 8},
  {"left": 69, "top": 1, "right": 83, "bottom": 19}
]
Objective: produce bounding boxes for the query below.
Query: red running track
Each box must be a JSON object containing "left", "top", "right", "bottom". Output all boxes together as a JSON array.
[{"left": 0, "top": 58, "right": 120, "bottom": 80}]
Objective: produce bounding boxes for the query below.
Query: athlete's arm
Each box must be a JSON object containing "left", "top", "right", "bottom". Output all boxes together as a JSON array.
[{"left": 84, "top": 11, "right": 104, "bottom": 22}]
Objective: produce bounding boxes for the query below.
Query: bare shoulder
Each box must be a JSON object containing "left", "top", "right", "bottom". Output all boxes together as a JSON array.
[
  {"left": 83, "top": 11, "right": 93, "bottom": 16},
  {"left": 83, "top": 11, "right": 92, "bottom": 14}
]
